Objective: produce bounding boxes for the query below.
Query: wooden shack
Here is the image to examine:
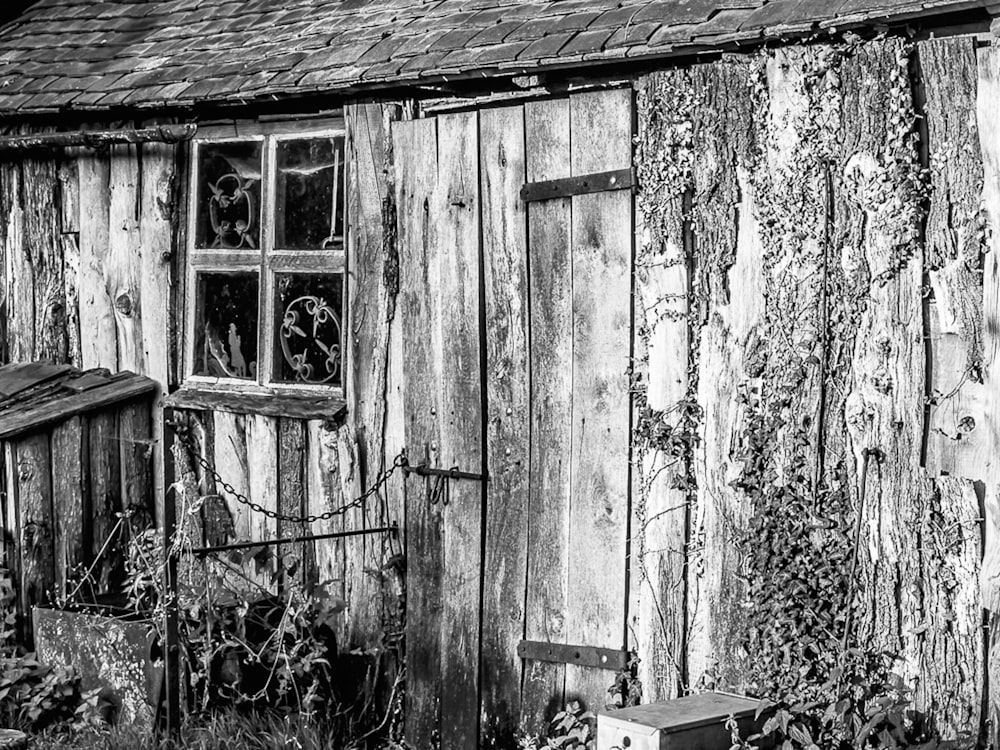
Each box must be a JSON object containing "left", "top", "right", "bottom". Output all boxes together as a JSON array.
[
  {"left": 0, "top": 363, "right": 157, "bottom": 638},
  {"left": 0, "top": 0, "right": 998, "bottom": 746}
]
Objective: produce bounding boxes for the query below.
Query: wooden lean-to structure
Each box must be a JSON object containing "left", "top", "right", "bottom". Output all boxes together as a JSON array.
[{"left": 0, "top": 0, "right": 999, "bottom": 745}]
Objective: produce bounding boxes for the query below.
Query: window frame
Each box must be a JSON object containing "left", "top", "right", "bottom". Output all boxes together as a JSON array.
[{"left": 182, "top": 117, "right": 349, "bottom": 399}]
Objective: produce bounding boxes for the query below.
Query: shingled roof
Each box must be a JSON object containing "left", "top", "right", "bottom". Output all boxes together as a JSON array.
[{"left": 0, "top": 0, "right": 989, "bottom": 116}]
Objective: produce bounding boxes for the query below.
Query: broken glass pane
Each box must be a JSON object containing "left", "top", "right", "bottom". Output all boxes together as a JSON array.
[
  {"left": 193, "top": 272, "right": 259, "bottom": 379},
  {"left": 196, "top": 141, "right": 262, "bottom": 250},
  {"left": 274, "top": 136, "right": 344, "bottom": 250},
  {"left": 273, "top": 273, "right": 343, "bottom": 386}
]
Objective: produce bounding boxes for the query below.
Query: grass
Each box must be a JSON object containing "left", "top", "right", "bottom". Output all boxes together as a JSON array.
[{"left": 28, "top": 710, "right": 409, "bottom": 750}]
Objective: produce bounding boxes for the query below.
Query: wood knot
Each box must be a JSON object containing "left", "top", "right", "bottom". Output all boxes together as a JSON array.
[
  {"left": 115, "top": 293, "right": 134, "bottom": 317},
  {"left": 958, "top": 416, "right": 976, "bottom": 434},
  {"left": 872, "top": 371, "right": 893, "bottom": 394}
]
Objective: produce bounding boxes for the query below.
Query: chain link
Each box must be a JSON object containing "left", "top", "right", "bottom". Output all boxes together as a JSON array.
[{"left": 170, "top": 422, "right": 408, "bottom": 524}]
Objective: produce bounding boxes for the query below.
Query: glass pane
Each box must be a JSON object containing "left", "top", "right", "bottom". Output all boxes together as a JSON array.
[
  {"left": 195, "top": 141, "right": 262, "bottom": 250},
  {"left": 193, "top": 272, "right": 259, "bottom": 379},
  {"left": 273, "top": 273, "right": 343, "bottom": 386},
  {"left": 274, "top": 136, "right": 344, "bottom": 250}
]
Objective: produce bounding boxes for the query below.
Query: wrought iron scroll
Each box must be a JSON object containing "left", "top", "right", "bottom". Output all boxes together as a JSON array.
[
  {"left": 279, "top": 295, "right": 342, "bottom": 384},
  {"left": 208, "top": 172, "right": 257, "bottom": 249}
]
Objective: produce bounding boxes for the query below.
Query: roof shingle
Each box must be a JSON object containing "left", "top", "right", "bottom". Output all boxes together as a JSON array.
[{"left": 0, "top": 0, "right": 988, "bottom": 115}]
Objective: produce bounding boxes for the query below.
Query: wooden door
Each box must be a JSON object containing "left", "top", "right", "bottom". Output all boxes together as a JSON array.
[{"left": 393, "top": 89, "right": 634, "bottom": 748}]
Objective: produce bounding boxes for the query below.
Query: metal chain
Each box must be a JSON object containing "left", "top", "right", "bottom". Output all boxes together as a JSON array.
[{"left": 170, "top": 422, "right": 408, "bottom": 524}]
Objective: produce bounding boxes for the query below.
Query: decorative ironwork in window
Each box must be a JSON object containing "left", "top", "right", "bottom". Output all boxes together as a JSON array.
[
  {"left": 196, "top": 141, "right": 262, "bottom": 250},
  {"left": 185, "top": 121, "right": 346, "bottom": 392},
  {"left": 274, "top": 274, "right": 344, "bottom": 385}
]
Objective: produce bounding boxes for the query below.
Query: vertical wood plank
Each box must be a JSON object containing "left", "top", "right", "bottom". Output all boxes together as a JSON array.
[
  {"left": 921, "top": 37, "right": 986, "bottom": 478},
  {"left": 139, "top": 142, "right": 175, "bottom": 530},
  {"left": 306, "top": 419, "right": 345, "bottom": 609},
  {"left": 59, "top": 155, "right": 82, "bottom": 369},
  {"left": 51, "top": 417, "right": 86, "bottom": 600},
  {"left": 212, "top": 411, "right": 255, "bottom": 590},
  {"left": 976, "top": 43, "right": 1000, "bottom": 748},
  {"left": 522, "top": 97, "right": 573, "bottom": 729},
  {"left": 245, "top": 415, "right": 279, "bottom": 590},
  {"left": 346, "top": 101, "right": 393, "bottom": 651},
  {"left": 918, "top": 477, "right": 982, "bottom": 737},
  {"left": 88, "top": 412, "right": 122, "bottom": 593},
  {"left": 118, "top": 403, "right": 153, "bottom": 524},
  {"left": 278, "top": 418, "right": 308, "bottom": 587},
  {"left": 61, "top": 234, "right": 82, "bottom": 370},
  {"left": 107, "top": 143, "right": 143, "bottom": 373},
  {"left": 479, "top": 103, "right": 529, "bottom": 745},
  {"left": 396, "top": 115, "right": 444, "bottom": 750},
  {"left": 77, "top": 153, "right": 117, "bottom": 371},
  {"left": 339, "top": 423, "right": 374, "bottom": 648},
  {"left": 839, "top": 38, "right": 925, "bottom": 688},
  {"left": 565, "top": 88, "right": 633, "bottom": 709},
  {"left": 58, "top": 157, "right": 80, "bottom": 235},
  {"left": 23, "top": 155, "right": 68, "bottom": 363},
  {"left": 14, "top": 433, "right": 54, "bottom": 625},
  {"left": 3, "top": 162, "right": 33, "bottom": 362},
  {"left": 1, "top": 444, "right": 18, "bottom": 635},
  {"left": 632, "top": 70, "right": 694, "bottom": 701},
  {"left": 435, "top": 110, "right": 483, "bottom": 750}
]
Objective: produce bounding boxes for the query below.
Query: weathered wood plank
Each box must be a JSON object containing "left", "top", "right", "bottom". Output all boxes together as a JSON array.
[
  {"left": 88, "top": 411, "right": 122, "bottom": 593},
  {"left": 164, "top": 388, "right": 346, "bottom": 421},
  {"left": 62, "top": 234, "right": 82, "bottom": 370},
  {"left": 631, "top": 69, "right": 693, "bottom": 701},
  {"left": 565, "top": 88, "right": 632, "bottom": 709},
  {"left": 23, "top": 155, "right": 68, "bottom": 363},
  {"left": 51, "top": 417, "right": 86, "bottom": 600},
  {"left": 345, "top": 101, "right": 408, "bottom": 657},
  {"left": 58, "top": 157, "right": 80, "bottom": 236},
  {"left": 396, "top": 114, "right": 446, "bottom": 750},
  {"left": 212, "top": 411, "right": 254, "bottom": 592},
  {"left": 138, "top": 141, "right": 175, "bottom": 529},
  {"left": 3, "top": 162, "right": 33, "bottom": 362},
  {"left": 0, "top": 376, "right": 157, "bottom": 440},
  {"left": 77, "top": 153, "right": 117, "bottom": 371},
  {"left": 434, "top": 109, "right": 483, "bottom": 750},
  {"left": 2, "top": 444, "right": 20, "bottom": 636},
  {"left": 107, "top": 143, "right": 143, "bottom": 373},
  {"left": 339, "top": 424, "right": 375, "bottom": 648},
  {"left": 920, "top": 37, "right": 986, "bottom": 479},
  {"left": 976, "top": 43, "right": 1000, "bottom": 748},
  {"left": 118, "top": 402, "right": 153, "bottom": 526},
  {"left": 917, "top": 477, "right": 982, "bottom": 738},
  {"left": 14, "top": 433, "right": 54, "bottom": 620},
  {"left": 479, "top": 103, "right": 529, "bottom": 746},
  {"left": 245, "top": 414, "right": 279, "bottom": 590},
  {"left": 278, "top": 418, "right": 308, "bottom": 588},
  {"left": 306, "top": 419, "right": 345, "bottom": 613},
  {"left": 522, "top": 96, "right": 572, "bottom": 729},
  {"left": 839, "top": 37, "right": 925, "bottom": 688}
]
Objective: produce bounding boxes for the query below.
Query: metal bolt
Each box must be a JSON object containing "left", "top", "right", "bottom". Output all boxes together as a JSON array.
[{"left": 505, "top": 408, "right": 512, "bottom": 416}]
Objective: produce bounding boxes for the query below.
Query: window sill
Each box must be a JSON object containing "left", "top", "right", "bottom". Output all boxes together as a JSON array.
[{"left": 164, "top": 386, "right": 347, "bottom": 421}]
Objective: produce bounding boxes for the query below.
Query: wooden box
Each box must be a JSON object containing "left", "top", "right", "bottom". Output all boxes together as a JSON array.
[
  {"left": 597, "top": 692, "right": 762, "bottom": 750},
  {"left": 0, "top": 363, "right": 157, "bottom": 644}
]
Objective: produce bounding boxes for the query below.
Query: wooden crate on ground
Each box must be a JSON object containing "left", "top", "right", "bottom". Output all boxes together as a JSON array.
[{"left": 0, "top": 362, "right": 157, "bottom": 643}]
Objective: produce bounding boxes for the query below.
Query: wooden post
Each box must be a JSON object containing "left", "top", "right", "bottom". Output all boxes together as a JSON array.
[{"left": 161, "top": 408, "right": 181, "bottom": 741}]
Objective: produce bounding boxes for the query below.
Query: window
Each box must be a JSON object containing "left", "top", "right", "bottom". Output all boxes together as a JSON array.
[{"left": 184, "top": 120, "right": 346, "bottom": 395}]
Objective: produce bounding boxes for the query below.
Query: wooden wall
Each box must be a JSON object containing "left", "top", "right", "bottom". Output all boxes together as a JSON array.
[
  {"left": 633, "top": 35, "right": 995, "bottom": 742},
  {"left": 0, "top": 132, "right": 176, "bottom": 524},
  {"left": 0, "top": 30, "right": 997, "bottom": 749}
]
